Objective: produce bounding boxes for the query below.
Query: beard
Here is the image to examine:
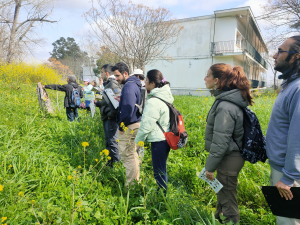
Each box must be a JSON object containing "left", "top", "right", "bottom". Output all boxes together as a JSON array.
[{"left": 275, "top": 59, "right": 291, "bottom": 73}]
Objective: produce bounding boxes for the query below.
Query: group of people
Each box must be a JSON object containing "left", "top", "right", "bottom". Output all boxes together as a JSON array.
[{"left": 43, "top": 36, "right": 300, "bottom": 225}]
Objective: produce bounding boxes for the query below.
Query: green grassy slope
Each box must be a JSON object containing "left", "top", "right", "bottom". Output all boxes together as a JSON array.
[{"left": 0, "top": 83, "right": 276, "bottom": 224}]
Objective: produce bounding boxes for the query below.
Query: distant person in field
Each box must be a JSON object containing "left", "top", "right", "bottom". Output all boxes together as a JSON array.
[
  {"left": 112, "top": 62, "right": 142, "bottom": 186},
  {"left": 82, "top": 78, "right": 93, "bottom": 111},
  {"left": 266, "top": 36, "right": 300, "bottom": 225},
  {"left": 42, "top": 75, "right": 83, "bottom": 122},
  {"left": 94, "top": 64, "right": 122, "bottom": 167},
  {"left": 130, "top": 69, "right": 145, "bottom": 87},
  {"left": 135, "top": 69, "right": 173, "bottom": 194},
  {"left": 204, "top": 64, "right": 253, "bottom": 224}
]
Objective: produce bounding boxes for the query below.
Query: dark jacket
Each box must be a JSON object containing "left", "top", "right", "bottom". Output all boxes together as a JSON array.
[
  {"left": 205, "top": 89, "right": 248, "bottom": 172},
  {"left": 95, "top": 77, "right": 123, "bottom": 121},
  {"left": 45, "top": 82, "right": 83, "bottom": 108},
  {"left": 117, "top": 76, "right": 142, "bottom": 131}
]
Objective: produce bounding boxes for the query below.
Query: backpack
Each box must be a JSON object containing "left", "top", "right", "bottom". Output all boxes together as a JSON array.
[
  {"left": 70, "top": 87, "right": 81, "bottom": 108},
  {"left": 215, "top": 99, "right": 268, "bottom": 164},
  {"left": 152, "top": 96, "right": 188, "bottom": 150},
  {"left": 136, "top": 87, "right": 147, "bottom": 114}
]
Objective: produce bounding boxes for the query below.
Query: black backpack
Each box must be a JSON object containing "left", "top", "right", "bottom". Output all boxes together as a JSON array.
[{"left": 215, "top": 99, "right": 268, "bottom": 164}]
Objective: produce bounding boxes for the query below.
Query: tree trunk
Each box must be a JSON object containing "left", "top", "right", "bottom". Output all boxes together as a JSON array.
[
  {"left": 274, "top": 71, "right": 277, "bottom": 90},
  {"left": 36, "top": 82, "right": 54, "bottom": 114},
  {"left": 7, "top": 0, "right": 22, "bottom": 63}
]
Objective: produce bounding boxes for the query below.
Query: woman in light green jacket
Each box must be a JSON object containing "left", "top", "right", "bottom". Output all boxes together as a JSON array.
[{"left": 135, "top": 69, "right": 174, "bottom": 194}]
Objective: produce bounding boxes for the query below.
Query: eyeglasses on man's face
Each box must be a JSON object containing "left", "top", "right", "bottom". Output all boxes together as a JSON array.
[{"left": 277, "top": 50, "right": 297, "bottom": 55}]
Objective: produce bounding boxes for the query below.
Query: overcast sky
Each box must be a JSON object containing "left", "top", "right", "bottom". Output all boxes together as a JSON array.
[{"left": 32, "top": 0, "right": 268, "bottom": 61}]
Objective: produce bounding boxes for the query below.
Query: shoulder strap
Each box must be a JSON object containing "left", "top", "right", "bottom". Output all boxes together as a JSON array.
[{"left": 150, "top": 96, "right": 170, "bottom": 134}]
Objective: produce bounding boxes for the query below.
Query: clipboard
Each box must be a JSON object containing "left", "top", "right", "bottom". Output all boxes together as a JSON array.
[
  {"left": 102, "top": 90, "right": 116, "bottom": 112},
  {"left": 261, "top": 186, "right": 300, "bottom": 219}
]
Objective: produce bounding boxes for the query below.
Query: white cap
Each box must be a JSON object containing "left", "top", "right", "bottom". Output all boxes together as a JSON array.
[{"left": 130, "top": 69, "right": 144, "bottom": 76}]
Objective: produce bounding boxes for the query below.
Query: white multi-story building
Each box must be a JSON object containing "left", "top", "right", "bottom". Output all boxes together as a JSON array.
[{"left": 145, "top": 6, "right": 269, "bottom": 95}]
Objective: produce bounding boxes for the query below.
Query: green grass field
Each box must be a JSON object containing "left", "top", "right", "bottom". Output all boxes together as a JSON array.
[{"left": 0, "top": 83, "right": 277, "bottom": 224}]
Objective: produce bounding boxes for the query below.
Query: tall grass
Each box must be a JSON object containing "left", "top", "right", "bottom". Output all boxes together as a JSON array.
[{"left": 0, "top": 64, "right": 277, "bottom": 224}]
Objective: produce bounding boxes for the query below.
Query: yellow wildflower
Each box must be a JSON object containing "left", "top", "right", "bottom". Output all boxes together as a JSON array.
[
  {"left": 78, "top": 165, "right": 82, "bottom": 169},
  {"left": 107, "top": 156, "right": 111, "bottom": 160},
  {"left": 76, "top": 201, "right": 82, "bottom": 206},
  {"left": 31, "top": 200, "right": 35, "bottom": 203},
  {"left": 124, "top": 127, "right": 128, "bottom": 132},
  {"left": 18, "top": 191, "right": 24, "bottom": 196},
  {"left": 73, "top": 171, "right": 76, "bottom": 174},
  {"left": 81, "top": 142, "right": 89, "bottom": 147},
  {"left": 68, "top": 175, "right": 73, "bottom": 180},
  {"left": 95, "top": 159, "right": 98, "bottom": 162},
  {"left": 199, "top": 116, "right": 202, "bottom": 119},
  {"left": 120, "top": 122, "right": 125, "bottom": 128},
  {"left": 8, "top": 165, "right": 12, "bottom": 168},
  {"left": 116, "top": 139, "right": 119, "bottom": 143},
  {"left": 130, "top": 130, "right": 134, "bottom": 134},
  {"left": 205, "top": 98, "right": 208, "bottom": 101},
  {"left": 138, "top": 141, "right": 144, "bottom": 147},
  {"left": 1, "top": 217, "right": 7, "bottom": 222},
  {"left": 101, "top": 149, "right": 109, "bottom": 156}
]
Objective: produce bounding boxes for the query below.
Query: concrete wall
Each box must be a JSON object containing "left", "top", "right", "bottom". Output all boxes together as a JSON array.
[{"left": 145, "top": 14, "right": 254, "bottom": 96}]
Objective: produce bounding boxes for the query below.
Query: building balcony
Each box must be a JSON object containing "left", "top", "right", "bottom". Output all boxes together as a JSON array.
[{"left": 211, "top": 40, "right": 268, "bottom": 69}]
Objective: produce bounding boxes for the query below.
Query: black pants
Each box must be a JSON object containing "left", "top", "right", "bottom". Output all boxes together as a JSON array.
[
  {"left": 151, "top": 140, "right": 170, "bottom": 194},
  {"left": 103, "top": 119, "right": 120, "bottom": 163},
  {"left": 66, "top": 107, "right": 78, "bottom": 122}
]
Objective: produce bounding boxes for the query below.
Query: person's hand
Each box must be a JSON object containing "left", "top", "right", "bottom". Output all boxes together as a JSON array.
[
  {"left": 119, "top": 130, "right": 124, "bottom": 135},
  {"left": 206, "top": 171, "right": 215, "bottom": 181},
  {"left": 114, "top": 97, "right": 120, "bottom": 102},
  {"left": 276, "top": 180, "right": 293, "bottom": 200},
  {"left": 94, "top": 99, "right": 97, "bottom": 103}
]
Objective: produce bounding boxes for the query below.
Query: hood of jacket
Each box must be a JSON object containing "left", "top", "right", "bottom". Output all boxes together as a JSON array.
[
  {"left": 69, "top": 82, "right": 79, "bottom": 88},
  {"left": 148, "top": 84, "right": 174, "bottom": 104},
  {"left": 124, "top": 76, "right": 141, "bottom": 87},
  {"left": 214, "top": 89, "right": 248, "bottom": 108}
]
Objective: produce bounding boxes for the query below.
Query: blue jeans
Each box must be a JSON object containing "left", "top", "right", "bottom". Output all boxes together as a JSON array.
[
  {"left": 66, "top": 107, "right": 78, "bottom": 122},
  {"left": 151, "top": 140, "right": 170, "bottom": 194},
  {"left": 103, "top": 119, "right": 120, "bottom": 163}
]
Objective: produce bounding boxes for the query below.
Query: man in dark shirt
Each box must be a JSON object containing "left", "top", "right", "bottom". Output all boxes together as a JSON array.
[{"left": 43, "top": 75, "right": 83, "bottom": 121}]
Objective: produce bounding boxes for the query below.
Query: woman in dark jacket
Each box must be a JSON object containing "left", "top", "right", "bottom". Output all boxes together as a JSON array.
[{"left": 204, "top": 63, "right": 253, "bottom": 224}]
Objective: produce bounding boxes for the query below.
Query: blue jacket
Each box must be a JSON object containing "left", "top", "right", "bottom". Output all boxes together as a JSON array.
[
  {"left": 117, "top": 76, "right": 142, "bottom": 131},
  {"left": 266, "top": 76, "right": 300, "bottom": 186}
]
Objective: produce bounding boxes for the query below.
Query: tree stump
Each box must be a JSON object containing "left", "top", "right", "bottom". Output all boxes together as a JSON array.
[{"left": 36, "top": 82, "right": 54, "bottom": 114}]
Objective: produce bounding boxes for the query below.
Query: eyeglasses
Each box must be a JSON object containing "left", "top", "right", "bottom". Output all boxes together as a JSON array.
[{"left": 277, "top": 50, "right": 297, "bottom": 55}]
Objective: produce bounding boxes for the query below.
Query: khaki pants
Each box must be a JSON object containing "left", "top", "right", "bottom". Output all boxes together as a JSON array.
[
  {"left": 270, "top": 166, "right": 300, "bottom": 225},
  {"left": 215, "top": 151, "right": 245, "bottom": 224},
  {"left": 118, "top": 123, "right": 140, "bottom": 186}
]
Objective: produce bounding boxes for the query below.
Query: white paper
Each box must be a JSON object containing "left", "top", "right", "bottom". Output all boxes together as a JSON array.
[
  {"left": 90, "top": 101, "right": 96, "bottom": 118},
  {"left": 104, "top": 88, "right": 119, "bottom": 109},
  {"left": 197, "top": 168, "right": 223, "bottom": 193}
]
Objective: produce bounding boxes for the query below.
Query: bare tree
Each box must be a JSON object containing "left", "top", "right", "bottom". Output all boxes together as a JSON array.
[
  {"left": 0, "top": 0, "right": 57, "bottom": 63},
  {"left": 257, "top": 0, "right": 300, "bottom": 48},
  {"left": 84, "top": 0, "right": 183, "bottom": 72}
]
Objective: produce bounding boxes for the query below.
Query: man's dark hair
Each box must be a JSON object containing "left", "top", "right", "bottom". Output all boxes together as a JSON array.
[
  {"left": 287, "top": 36, "right": 300, "bottom": 71},
  {"left": 111, "top": 62, "right": 129, "bottom": 75},
  {"left": 135, "top": 74, "right": 145, "bottom": 80},
  {"left": 101, "top": 64, "right": 113, "bottom": 75}
]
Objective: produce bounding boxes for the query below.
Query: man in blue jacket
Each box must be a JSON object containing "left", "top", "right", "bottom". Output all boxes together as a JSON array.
[
  {"left": 112, "top": 62, "right": 142, "bottom": 186},
  {"left": 266, "top": 36, "right": 300, "bottom": 225}
]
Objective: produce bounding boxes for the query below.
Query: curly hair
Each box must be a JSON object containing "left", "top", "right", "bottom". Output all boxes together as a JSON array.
[{"left": 210, "top": 63, "right": 253, "bottom": 106}]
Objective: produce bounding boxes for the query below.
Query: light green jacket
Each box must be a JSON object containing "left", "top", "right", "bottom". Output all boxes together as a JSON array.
[
  {"left": 135, "top": 84, "right": 174, "bottom": 144},
  {"left": 83, "top": 84, "right": 95, "bottom": 101}
]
